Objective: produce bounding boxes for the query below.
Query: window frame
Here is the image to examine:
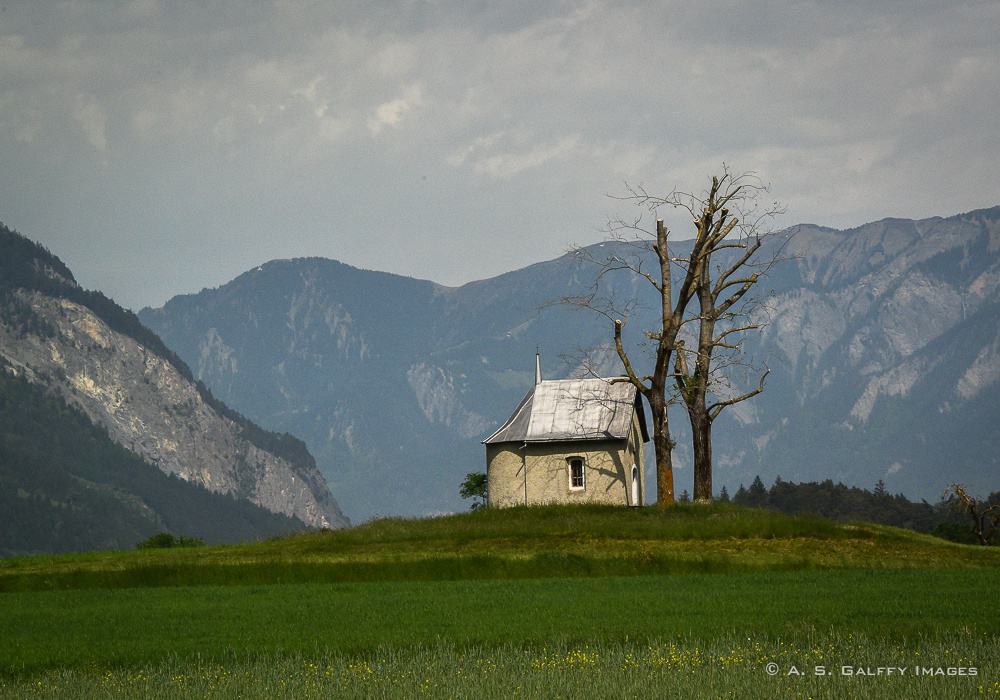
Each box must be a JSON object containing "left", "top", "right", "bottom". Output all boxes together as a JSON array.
[{"left": 567, "top": 456, "right": 586, "bottom": 491}]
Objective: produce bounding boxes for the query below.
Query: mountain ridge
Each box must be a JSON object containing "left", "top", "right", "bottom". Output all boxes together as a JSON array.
[
  {"left": 140, "top": 205, "right": 1000, "bottom": 520},
  {"left": 148, "top": 204, "right": 1000, "bottom": 306}
]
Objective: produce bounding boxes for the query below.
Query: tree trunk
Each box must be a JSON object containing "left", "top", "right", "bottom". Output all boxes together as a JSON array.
[
  {"left": 974, "top": 513, "right": 989, "bottom": 546},
  {"left": 691, "top": 257, "right": 716, "bottom": 503},
  {"left": 690, "top": 405, "right": 713, "bottom": 502},
  {"left": 649, "top": 398, "right": 675, "bottom": 505}
]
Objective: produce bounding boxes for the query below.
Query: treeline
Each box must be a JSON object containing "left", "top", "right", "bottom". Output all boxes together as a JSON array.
[
  {"left": 712, "top": 476, "right": 998, "bottom": 545},
  {"left": 0, "top": 222, "right": 318, "bottom": 477}
]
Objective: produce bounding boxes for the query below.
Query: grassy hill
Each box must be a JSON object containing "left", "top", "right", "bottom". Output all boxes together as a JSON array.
[{"left": 2, "top": 503, "right": 997, "bottom": 591}]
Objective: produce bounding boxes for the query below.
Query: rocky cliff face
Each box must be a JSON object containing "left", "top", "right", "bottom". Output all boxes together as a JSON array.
[
  {"left": 141, "top": 206, "right": 1000, "bottom": 519},
  {"left": 731, "top": 211, "right": 1000, "bottom": 497},
  {"left": 0, "top": 227, "right": 348, "bottom": 530}
]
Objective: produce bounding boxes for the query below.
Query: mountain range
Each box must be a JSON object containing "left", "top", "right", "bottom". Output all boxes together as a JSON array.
[
  {"left": 0, "top": 224, "right": 348, "bottom": 554},
  {"left": 139, "top": 206, "right": 1000, "bottom": 521}
]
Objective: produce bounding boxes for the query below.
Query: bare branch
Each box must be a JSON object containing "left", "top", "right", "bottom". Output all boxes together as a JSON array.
[
  {"left": 714, "top": 323, "right": 761, "bottom": 343},
  {"left": 713, "top": 237, "right": 764, "bottom": 297},
  {"left": 715, "top": 274, "right": 759, "bottom": 316},
  {"left": 708, "top": 367, "right": 770, "bottom": 420},
  {"left": 614, "top": 319, "right": 650, "bottom": 394}
]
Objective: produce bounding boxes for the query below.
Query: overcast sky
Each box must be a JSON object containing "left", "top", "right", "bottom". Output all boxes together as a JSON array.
[{"left": 2, "top": 1, "right": 998, "bottom": 309}]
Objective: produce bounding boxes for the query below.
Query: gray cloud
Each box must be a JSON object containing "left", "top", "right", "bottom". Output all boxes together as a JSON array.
[{"left": 1, "top": 0, "right": 997, "bottom": 308}]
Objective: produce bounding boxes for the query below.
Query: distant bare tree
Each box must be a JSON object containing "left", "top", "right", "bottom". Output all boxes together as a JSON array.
[
  {"left": 566, "top": 169, "right": 782, "bottom": 505},
  {"left": 947, "top": 483, "right": 1000, "bottom": 545}
]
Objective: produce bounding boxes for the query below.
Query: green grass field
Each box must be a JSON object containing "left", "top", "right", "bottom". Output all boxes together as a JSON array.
[{"left": 2, "top": 504, "right": 998, "bottom": 698}]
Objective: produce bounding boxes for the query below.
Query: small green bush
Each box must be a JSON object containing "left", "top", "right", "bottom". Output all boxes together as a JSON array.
[{"left": 137, "top": 533, "right": 204, "bottom": 550}]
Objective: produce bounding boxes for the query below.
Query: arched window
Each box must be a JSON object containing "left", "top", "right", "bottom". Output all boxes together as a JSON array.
[{"left": 568, "top": 457, "right": 585, "bottom": 490}]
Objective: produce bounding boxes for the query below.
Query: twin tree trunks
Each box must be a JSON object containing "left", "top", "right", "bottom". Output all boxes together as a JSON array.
[{"left": 605, "top": 172, "right": 777, "bottom": 506}]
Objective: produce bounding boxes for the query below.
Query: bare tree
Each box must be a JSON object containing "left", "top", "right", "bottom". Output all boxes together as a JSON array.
[
  {"left": 947, "top": 483, "right": 1000, "bottom": 545},
  {"left": 565, "top": 217, "right": 692, "bottom": 505},
  {"left": 667, "top": 172, "right": 782, "bottom": 501},
  {"left": 567, "top": 169, "right": 781, "bottom": 505}
]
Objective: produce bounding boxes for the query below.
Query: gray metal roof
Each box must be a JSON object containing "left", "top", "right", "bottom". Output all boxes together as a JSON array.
[{"left": 483, "top": 378, "right": 649, "bottom": 445}]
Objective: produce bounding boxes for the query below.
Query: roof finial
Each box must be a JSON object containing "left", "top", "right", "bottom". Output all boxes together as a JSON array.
[{"left": 535, "top": 348, "right": 542, "bottom": 385}]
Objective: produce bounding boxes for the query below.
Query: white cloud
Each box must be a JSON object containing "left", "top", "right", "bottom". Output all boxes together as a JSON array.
[
  {"left": 449, "top": 132, "right": 581, "bottom": 179},
  {"left": 72, "top": 94, "right": 108, "bottom": 151},
  {"left": 367, "top": 84, "right": 423, "bottom": 135},
  {"left": 474, "top": 135, "right": 581, "bottom": 179},
  {"left": 0, "top": 1, "right": 998, "bottom": 307},
  {"left": 293, "top": 75, "right": 324, "bottom": 104},
  {"left": 446, "top": 131, "right": 504, "bottom": 167}
]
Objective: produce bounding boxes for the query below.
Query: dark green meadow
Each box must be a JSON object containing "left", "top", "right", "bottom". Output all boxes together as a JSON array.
[
  {"left": 2, "top": 504, "right": 999, "bottom": 698},
  {"left": 2, "top": 570, "right": 998, "bottom": 675}
]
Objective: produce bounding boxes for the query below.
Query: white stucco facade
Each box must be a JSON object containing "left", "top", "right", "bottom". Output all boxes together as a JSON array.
[{"left": 486, "top": 410, "right": 645, "bottom": 507}]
